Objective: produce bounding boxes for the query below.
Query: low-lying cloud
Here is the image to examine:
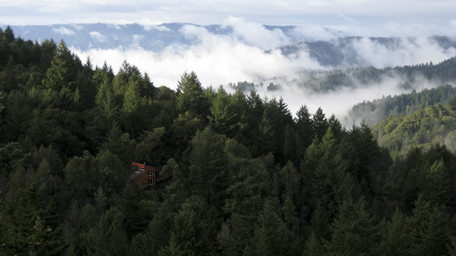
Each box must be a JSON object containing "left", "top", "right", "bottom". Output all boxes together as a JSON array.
[
  {"left": 52, "top": 27, "right": 75, "bottom": 35},
  {"left": 72, "top": 17, "right": 456, "bottom": 124},
  {"left": 89, "top": 31, "right": 107, "bottom": 42}
]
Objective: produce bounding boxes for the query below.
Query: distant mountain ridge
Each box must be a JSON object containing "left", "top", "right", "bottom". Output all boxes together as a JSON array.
[
  {"left": 1, "top": 23, "right": 344, "bottom": 52},
  {"left": 276, "top": 36, "right": 456, "bottom": 67},
  {"left": 2, "top": 23, "right": 456, "bottom": 70}
]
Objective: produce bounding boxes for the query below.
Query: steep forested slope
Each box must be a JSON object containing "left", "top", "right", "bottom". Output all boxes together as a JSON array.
[
  {"left": 295, "top": 56, "right": 456, "bottom": 92},
  {"left": 348, "top": 84, "right": 456, "bottom": 126},
  {"left": 2, "top": 27, "right": 456, "bottom": 256},
  {"left": 373, "top": 100, "right": 456, "bottom": 154}
]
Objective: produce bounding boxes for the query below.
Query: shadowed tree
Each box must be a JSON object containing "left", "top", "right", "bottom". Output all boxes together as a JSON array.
[
  {"left": 42, "top": 40, "right": 77, "bottom": 91},
  {"left": 324, "top": 197, "right": 380, "bottom": 256},
  {"left": 188, "top": 127, "right": 228, "bottom": 209}
]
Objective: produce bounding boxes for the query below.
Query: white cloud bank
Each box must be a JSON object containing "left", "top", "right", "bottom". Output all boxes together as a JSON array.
[
  {"left": 72, "top": 17, "right": 456, "bottom": 122},
  {"left": 52, "top": 27, "right": 75, "bottom": 35},
  {"left": 89, "top": 31, "right": 107, "bottom": 42}
]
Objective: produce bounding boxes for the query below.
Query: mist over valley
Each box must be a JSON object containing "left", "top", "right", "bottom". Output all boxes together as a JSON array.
[{"left": 4, "top": 18, "right": 456, "bottom": 122}]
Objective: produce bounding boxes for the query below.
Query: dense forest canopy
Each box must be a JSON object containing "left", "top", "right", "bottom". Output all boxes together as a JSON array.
[{"left": 2, "top": 26, "right": 456, "bottom": 255}]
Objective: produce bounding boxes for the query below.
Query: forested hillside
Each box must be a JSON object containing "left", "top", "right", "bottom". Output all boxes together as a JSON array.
[
  {"left": 349, "top": 84, "right": 456, "bottom": 126},
  {"left": 373, "top": 99, "right": 456, "bottom": 154},
  {"left": 293, "top": 56, "right": 456, "bottom": 92},
  {"left": 233, "top": 55, "right": 456, "bottom": 100},
  {"left": 2, "top": 26, "right": 456, "bottom": 256}
]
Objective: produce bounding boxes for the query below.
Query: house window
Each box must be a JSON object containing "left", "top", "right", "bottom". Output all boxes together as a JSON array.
[
  {"left": 142, "top": 182, "right": 146, "bottom": 186},
  {"left": 148, "top": 178, "right": 155, "bottom": 185},
  {"left": 148, "top": 170, "right": 155, "bottom": 176}
]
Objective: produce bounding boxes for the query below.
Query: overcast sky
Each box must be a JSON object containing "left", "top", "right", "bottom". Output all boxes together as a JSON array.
[{"left": 1, "top": 0, "right": 456, "bottom": 37}]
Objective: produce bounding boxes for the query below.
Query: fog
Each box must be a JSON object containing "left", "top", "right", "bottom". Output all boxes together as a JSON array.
[{"left": 72, "top": 17, "right": 456, "bottom": 125}]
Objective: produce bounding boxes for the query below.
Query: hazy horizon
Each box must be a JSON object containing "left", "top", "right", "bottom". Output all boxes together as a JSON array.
[{"left": 2, "top": 0, "right": 455, "bottom": 124}]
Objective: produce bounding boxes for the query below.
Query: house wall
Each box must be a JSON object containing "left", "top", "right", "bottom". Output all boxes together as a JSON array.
[{"left": 130, "top": 162, "right": 156, "bottom": 187}]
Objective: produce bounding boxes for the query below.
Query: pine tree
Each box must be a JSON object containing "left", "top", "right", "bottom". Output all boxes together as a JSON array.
[
  {"left": 295, "top": 105, "right": 315, "bottom": 160},
  {"left": 85, "top": 207, "right": 128, "bottom": 256},
  {"left": 175, "top": 71, "right": 209, "bottom": 121},
  {"left": 378, "top": 209, "right": 412, "bottom": 256},
  {"left": 42, "top": 40, "right": 76, "bottom": 91},
  {"left": 282, "top": 196, "right": 298, "bottom": 231},
  {"left": 409, "top": 196, "right": 452, "bottom": 256},
  {"left": 121, "top": 184, "right": 147, "bottom": 239},
  {"left": 101, "top": 123, "right": 136, "bottom": 165},
  {"left": 188, "top": 127, "right": 228, "bottom": 209},
  {"left": 324, "top": 197, "right": 380, "bottom": 256},
  {"left": 303, "top": 233, "right": 325, "bottom": 256},
  {"left": 310, "top": 203, "right": 331, "bottom": 242},
  {"left": 250, "top": 198, "right": 297, "bottom": 256},
  {"left": 283, "top": 125, "right": 297, "bottom": 164},
  {"left": 121, "top": 72, "right": 143, "bottom": 138},
  {"left": 171, "top": 195, "right": 218, "bottom": 255},
  {"left": 208, "top": 86, "right": 237, "bottom": 136},
  {"left": 423, "top": 159, "right": 455, "bottom": 208},
  {"left": 312, "top": 107, "right": 328, "bottom": 141},
  {"left": 256, "top": 109, "right": 276, "bottom": 156}
]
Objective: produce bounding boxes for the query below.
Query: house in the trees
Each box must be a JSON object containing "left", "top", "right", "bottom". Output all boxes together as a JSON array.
[{"left": 129, "top": 162, "right": 156, "bottom": 188}]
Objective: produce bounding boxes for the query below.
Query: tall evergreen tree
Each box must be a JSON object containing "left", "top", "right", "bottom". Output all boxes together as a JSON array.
[
  {"left": 208, "top": 86, "right": 237, "bottom": 136},
  {"left": 170, "top": 195, "right": 218, "bottom": 256},
  {"left": 85, "top": 207, "right": 128, "bottom": 256},
  {"left": 312, "top": 107, "right": 328, "bottom": 141},
  {"left": 378, "top": 209, "right": 412, "bottom": 256},
  {"left": 250, "top": 198, "right": 297, "bottom": 256},
  {"left": 324, "top": 197, "right": 380, "bottom": 256},
  {"left": 121, "top": 72, "right": 143, "bottom": 138},
  {"left": 175, "top": 71, "right": 209, "bottom": 122},
  {"left": 42, "top": 40, "right": 77, "bottom": 91},
  {"left": 188, "top": 127, "right": 228, "bottom": 209}
]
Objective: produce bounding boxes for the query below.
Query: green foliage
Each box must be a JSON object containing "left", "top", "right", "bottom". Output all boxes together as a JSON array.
[
  {"left": 86, "top": 207, "right": 128, "bottom": 256},
  {"left": 169, "top": 195, "right": 218, "bottom": 256},
  {"left": 175, "top": 71, "right": 209, "bottom": 120},
  {"left": 2, "top": 27, "right": 456, "bottom": 256},
  {"left": 250, "top": 198, "right": 297, "bottom": 256},
  {"left": 324, "top": 197, "right": 380, "bottom": 256},
  {"left": 350, "top": 84, "right": 456, "bottom": 126},
  {"left": 378, "top": 209, "right": 412, "bottom": 256},
  {"left": 188, "top": 127, "right": 228, "bottom": 209},
  {"left": 42, "top": 40, "right": 78, "bottom": 91},
  {"left": 374, "top": 101, "right": 456, "bottom": 153},
  {"left": 408, "top": 196, "right": 452, "bottom": 256}
]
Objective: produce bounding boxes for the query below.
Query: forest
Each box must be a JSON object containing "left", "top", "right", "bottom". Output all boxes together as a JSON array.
[
  {"left": 349, "top": 84, "right": 456, "bottom": 126},
  {"left": 2, "top": 26, "right": 456, "bottom": 256}
]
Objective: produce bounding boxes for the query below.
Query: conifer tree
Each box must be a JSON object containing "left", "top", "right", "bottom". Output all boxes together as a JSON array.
[
  {"left": 295, "top": 105, "right": 315, "bottom": 160},
  {"left": 208, "top": 86, "right": 236, "bottom": 136},
  {"left": 121, "top": 72, "right": 143, "bottom": 138},
  {"left": 175, "top": 71, "right": 209, "bottom": 121},
  {"left": 324, "top": 197, "right": 380, "bottom": 256},
  {"left": 282, "top": 196, "right": 298, "bottom": 231},
  {"left": 303, "top": 233, "right": 325, "bottom": 256},
  {"left": 188, "top": 127, "right": 228, "bottom": 208},
  {"left": 171, "top": 195, "right": 218, "bottom": 255},
  {"left": 42, "top": 40, "right": 76, "bottom": 91},
  {"left": 378, "top": 209, "right": 412, "bottom": 256},
  {"left": 409, "top": 196, "right": 452, "bottom": 256},
  {"left": 250, "top": 198, "right": 297, "bottom": 256},
  {"left": 312, "top": 107, "right": 328, "bottom": 140},
  {"left": 85, "top": 207, "right": 128, "bottom": 256}
]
